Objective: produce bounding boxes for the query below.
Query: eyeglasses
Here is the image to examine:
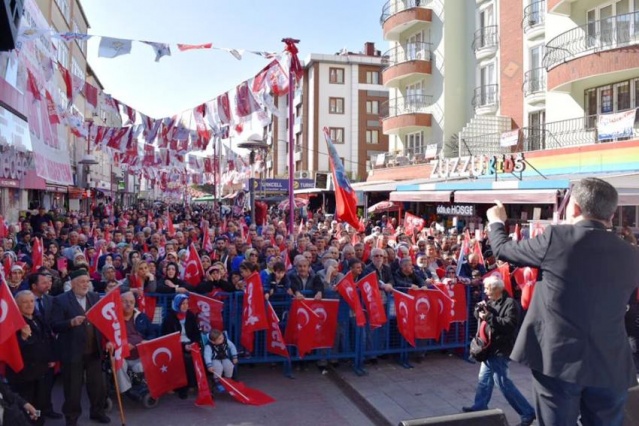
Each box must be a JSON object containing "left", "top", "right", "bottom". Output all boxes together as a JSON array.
[{"left": 373, "top": 254, "right": 384, "bottom": 258}]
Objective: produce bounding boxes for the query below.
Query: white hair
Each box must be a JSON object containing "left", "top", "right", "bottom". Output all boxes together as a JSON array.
[{"left": 483, "top": 275, "right": 505, "bottom": 290}]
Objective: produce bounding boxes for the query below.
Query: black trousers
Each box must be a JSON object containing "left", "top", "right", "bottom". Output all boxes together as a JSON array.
[
  {"left": 10, "top": 377, "right": 48, "bottom": 426},
  {"left": 61, "top": 354, "right": 106, "bottom": 423}
]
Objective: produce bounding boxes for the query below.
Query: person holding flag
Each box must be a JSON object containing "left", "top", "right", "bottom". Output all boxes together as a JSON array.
[{"left": 204, "top": 329, "right": 238, "bottom": 393}]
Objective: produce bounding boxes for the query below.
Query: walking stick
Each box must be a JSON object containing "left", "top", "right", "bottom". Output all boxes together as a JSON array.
[{"left": 109, "top": 349, "right": 127, "bottom": 426}]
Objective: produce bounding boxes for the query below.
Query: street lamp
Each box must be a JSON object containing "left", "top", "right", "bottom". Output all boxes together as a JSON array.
[
  {"left": 237, "top": 134, "right": 269, "bottom": 226},
  {"left": 79, "top": 154, "right": 99, "bottom": 215}
]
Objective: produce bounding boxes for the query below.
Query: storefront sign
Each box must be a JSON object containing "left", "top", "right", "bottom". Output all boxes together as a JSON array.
[
  {"left": 0, "top": 178, "right": 19, "bottom": 188},
  {"left": 0, "top": 146, "right": 31, "bottom": 181},
  {"left": 436, "top": 204, "right": 475, "bottom": 216},
  {"left": 500, "top": 130, "right": 520, "bottom": 147},
  {"left": 430, "top": 153, "right": 526, "bottom": 179},
  {"left": 250, "top": 178, "right": 315, "bottom": 192},
  {"left": 45, "top": 185, "right": 67, "bottom": 193}
]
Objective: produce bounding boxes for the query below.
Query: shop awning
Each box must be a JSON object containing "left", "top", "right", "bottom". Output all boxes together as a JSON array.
[
  {"left": 617, "top": 189, "right": 639, "bottom": 206},
  {"left": 454, "top": 189, "right": 559, "bottom": 204},
  {"left": 294, "top": 187, "right": 325, "bottom": 195},
  {"left": 390, "top": 191, "right": 452, "bottom": 203}
]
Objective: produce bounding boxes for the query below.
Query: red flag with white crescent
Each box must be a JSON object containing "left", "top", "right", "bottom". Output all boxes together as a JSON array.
[
  {"left": 429, "top": 287, "right": 454, "bottom": 334},
  {"left": 240, "top": 272, "right": 268, "bottom": 352},
  {"left": 0, "top": 282, "right": 27, "bottom": 344},
  {"left": 191, "top": 345, "right": 215, "bottom": 407},
  {"left": 434, "top": 282, "right": 468, "bottom": 323},
  {"left": 393, "top": 290, "right": 416, "bottom": 347},
  {"left": 31, "top": 237, "right": 44, "bottom": 270},
  {"left": 512, "top": 267, "right": 538, "bottom": 310},
  {"left": 335, "top": 272, "right": 366, "bottom": 327},
  {"left": 182, "top": 243, "right": 204, "bottom": 286},
  {"left": 356, "top": 272, "right": 387, "bottom": 328},
  {"left": 408, "top": 289, "right": 440, "bottom": 340},
  {"left": 265, "top": 302, "right": 289, "bottom": 359},
  {"left": 307, "top": 299, "right": 339, "bottom": 349},
  {"left": 85, "top": 287, "right": 130, "bottom": 370},
  {"left": 218, "top": 376, "right": 275, "bottom": 406},
  {"left": 138, "top": 332, "right": 187, "bottom": 399},
  {"left": 482, "top": 263, "right": 514, "bottom": 297},
  {"left": 284, "top": 299, "right": 321, "bottom": 358}
]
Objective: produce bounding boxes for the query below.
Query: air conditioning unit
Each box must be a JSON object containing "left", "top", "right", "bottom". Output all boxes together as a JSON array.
[{"left": 295, "top": 170, "right": 311, "bottom": 179}]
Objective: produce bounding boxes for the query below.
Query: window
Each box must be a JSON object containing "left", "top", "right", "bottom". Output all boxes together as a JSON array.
[
  {"left": 584, "top": 77, "right": 639, "bottom": 127},
  {"left": 528, "top": 110, "right": 546, "bottom": 150},
  {"left": 585, "top": 88, "right": 597, "bottom": 127},
  {"left": 366, "top": 130, "right": 379, "bottom": 144},
  {"left": 57, "top": 42, "right": 69, "bottom": 67},
  {"left": 479, "top": 63, "right": 497, "bottom": 106},
  {"left": 407, "top": 31, "right": 425, "bottom": 60},
  {"left": 406, "top": 81, "right": 424, "bottom": 107},
  {"left": 329, "top": 97, "right": 344, "bottom": 114},
  {"left": 71, "top": 58, "right": 85, "bottom": 81},
  {"left": 404, "top": 131, "right": 423, "bottom": 154},
  {"left": 366, "top": 100, "right": 379, "bottom": 114},
  {"left": 329, "top": 127, "right": 344, "bottom": 143},
  {"left": 55, "top": 0, "right": 70, "bottom": 22},
  {"left": 329, "top": 68, "right": 345, "bottom": 84},
  {"left": 366, "top": 71, "right": 379, "bottom": 84},
  {"left": 615, "top": 81, "right": 630, "bottom": 111},
  {"left": 599, "top": 85, "right": 613, "bottom": 113}
]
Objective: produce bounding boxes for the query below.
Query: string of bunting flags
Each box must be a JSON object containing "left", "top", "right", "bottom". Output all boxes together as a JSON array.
[{"left": 14, "top": 19, "right": 303, "bottom": 192}]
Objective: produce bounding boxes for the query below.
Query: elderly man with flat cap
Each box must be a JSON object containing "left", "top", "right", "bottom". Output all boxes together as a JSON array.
[{"left": 51, "top": 269, "right": 110, "bottom": 426}]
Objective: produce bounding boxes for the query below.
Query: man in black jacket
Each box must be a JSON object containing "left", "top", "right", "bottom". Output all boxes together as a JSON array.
[
  {"left": 487, "top": 178, "right": 639, "bottom": 426},
  {"left": 463, "top": 275, "right": 535, "bottom": 425}
]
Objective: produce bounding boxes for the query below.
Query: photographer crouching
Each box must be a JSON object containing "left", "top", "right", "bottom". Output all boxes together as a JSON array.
[{"left": 463, "top": 275, "right": 536, "bottom": 426}]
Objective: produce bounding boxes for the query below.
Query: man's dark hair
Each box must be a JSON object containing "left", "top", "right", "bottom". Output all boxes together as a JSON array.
[
  {"left": 272, "top": 262, "right": 286, "bottom": 273},
  {"left": 572, "top": 178, "right": 618, "bottom": 222}
]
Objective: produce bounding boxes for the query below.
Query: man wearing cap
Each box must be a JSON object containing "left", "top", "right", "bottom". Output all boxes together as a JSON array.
[{"left": 51, "top": 269, "right": 110, "bottom": 425}]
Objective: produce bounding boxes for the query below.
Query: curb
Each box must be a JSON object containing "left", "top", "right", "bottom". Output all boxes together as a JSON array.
[{"left": 326, "top": 367, "right": 392, "bottom": 426}]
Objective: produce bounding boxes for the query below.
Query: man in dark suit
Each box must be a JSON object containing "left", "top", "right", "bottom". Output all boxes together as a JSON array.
[
  {"left": 487, "top": 177, "right": 639, "bottom": 426},
  {"left": 51, "top": 269, "right": 110, "bottom": 426},
  {"left": 28, "top": 271, "right": 62, "bottom": 420}
]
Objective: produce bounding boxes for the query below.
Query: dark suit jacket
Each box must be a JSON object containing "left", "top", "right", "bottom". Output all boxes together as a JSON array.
[
  {"left": 51, "top": 290, "right": 103, "bottom": 363},
  {"left": 35, "top": 293, "right": 55, "bottom": 325},
  {"left": 488, "top": 220, "right": 639, "bottom": 390}
]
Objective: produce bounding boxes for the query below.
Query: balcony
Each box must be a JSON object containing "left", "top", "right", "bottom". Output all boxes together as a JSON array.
[
  {"left": 380, "top": 0, "right": 433, "bottom": 41},
  {"left": 381, "top": 94, "right": 432, "bottom": 135},
  {"left": 472, "top": 25, "right": 498, "bottom": 61},
  {"left": 522, "top": 0, "right": 545, "bottom": 39},
  {"left": 522, "top": 68, "right": 546, "bottom": 104},
  {"left": 382, "top": 42, "right": 432, "bottom": 87},
  {"left": 544, "top": 11, "right": 639, "bottom": 78},
  {"left": 472, "top": 84, "right": 499, "bottom": 114},
  {"left": 371, "top": 143, "right": 438, "bottom": 169}
]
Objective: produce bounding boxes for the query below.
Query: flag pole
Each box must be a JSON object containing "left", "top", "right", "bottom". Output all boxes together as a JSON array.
[
  {"left": 282, "top": 38, "right": 300, "bottom": 236},
  {"left": 109, "top": 350, "right": 127, "bottom": 426},
  {"left": 214, "top": 373, "right": 249, "bottom": 401}
]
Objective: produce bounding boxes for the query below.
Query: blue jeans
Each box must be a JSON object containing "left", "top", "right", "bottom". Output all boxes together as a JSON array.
[
  {"left": 472, "top": 355, "right": 536, "bottom": 422},
  {"left": 532, "top": 369, "right": 628, "bottom": 426}
]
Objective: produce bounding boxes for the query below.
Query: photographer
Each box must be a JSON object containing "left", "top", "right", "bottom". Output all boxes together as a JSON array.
[{"left": 463, "top": 275, "right": 535, "bottom": 426}]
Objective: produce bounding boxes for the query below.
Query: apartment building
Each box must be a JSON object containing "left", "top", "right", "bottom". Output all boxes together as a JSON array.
[{"left": 266, "top": 43, "right": 389, "bottom": 183}]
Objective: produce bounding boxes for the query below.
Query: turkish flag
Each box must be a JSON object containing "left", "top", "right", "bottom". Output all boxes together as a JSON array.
[
  {"left": 2, "top": 256, "right": 11, "bottom": 279},
  {"left": 281, "top": 249, "right": 292, "bottom": 271},
  {"left": 188, "top": 292, "right": 224, "bottom": 333},
  {"left": 356, "top": 272, "right": 387, "bottom": 329},
  {"left": 512, "top": 267, "right": 538, "bottom": 310},
  {"left": 403, "top": 212, "right": 425, "bottom": 236},
  {"left": 0, "top": 333, "right": 24, "bottom": 373},
  {"left": 284, "top": 299, "right": 321, "bottom": 358},
  {"left": 393, "top": 290, "right": 416, "bottom": 347},
  {"left": 429, "top": 288, "right": 454, "bottom": 334},
  {"left": 335, "top": 272, "right": 366, "bottom": 327},
  {"left": 167, "top": 213, "right": 175, "bottom": 236},
  {"left": 218, "top": 377, "right": 275, "bottom": 406},
  {"left": 265, "top": 302, "right": 289, "bottom": 359},
  {"left": 409, "top": 289, "right": 440, "bottom": 340},
  {"left": 31, "top": 237, "right": 44, "bottom": 270},
  {"left": 177, "top": 43, "right": 213, "bottom": 51},
  {"left": 182, "top": 243, "right": 204, "bottom": 286},
  {"left": 0, "top": 216, "right": 6, "bottom": 238},
  {"left": 138, "top": 332, "right": 187, "bottom": 399},
  {"left": 190, "top": 345, "right": 215, "bottom": 407},
  {"left": 307, "top": 299, "right": 339, "bottom": 349},
  {"left": 435, "top": 282, "right": 468, "bottom": 323},
  {"left": 472, "top": 241, "right": 485, "bottom": 268},
  {"left": 482, "top": 263, "right": 513, "bottom": 297},
  {"left": 240, "top": 272, "right": 268, "bottom": 352},
  {"left": 0, "top": 282, "right": 27, "bottom": 344},
  {"left": 85, "top": 287, "right": 130, "bottom": 370},
  {"left": 202, "top": 225, "right": 213, "bottom": 253}
]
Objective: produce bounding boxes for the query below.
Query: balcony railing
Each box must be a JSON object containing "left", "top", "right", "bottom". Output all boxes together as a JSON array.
[
  {"left": 383, "top": 42, "right": 432, "bottom": 67},
  {"left": 522, "top": 0, "right": 545, "bottom": 32},
  {"left": 472, "top": 25, "right": 499, "bottom": 52},
  {"left": 371, "top": 143, "right": 438, "bottom": 168},
  {"left": 380, "top": 0, "right": 431, "bottom": 25},
  {"left": 544, "top": 11, "right": 639, "bottom": 69},
  {"left": 472, "top": 84, "right": 499, "bottom": 109},
  {"left": 523, "top": 68, "right": 547, "bottom": 97},
  {"left": 381, "top": 94, "right": 432, "bottom": 119}
]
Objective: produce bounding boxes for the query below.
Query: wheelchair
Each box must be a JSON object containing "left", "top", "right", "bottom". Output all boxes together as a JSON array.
[{"left": 102, "top": 354, "right": 159, "bottom": 409}]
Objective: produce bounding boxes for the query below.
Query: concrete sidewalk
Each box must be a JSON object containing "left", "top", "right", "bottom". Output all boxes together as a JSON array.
[{"left": 329, "top": 353, "right": 535, "bottom": 426}]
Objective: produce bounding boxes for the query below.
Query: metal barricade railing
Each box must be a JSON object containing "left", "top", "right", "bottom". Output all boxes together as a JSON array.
[{"left": 145, "top": 286, "right": 474, "bottom": 376}]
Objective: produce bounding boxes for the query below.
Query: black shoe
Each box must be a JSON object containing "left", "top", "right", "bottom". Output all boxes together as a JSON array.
[
  {"left": 462, "top": 406, "right": 478, "bottom": 413},
  {"left": 89, "top": 413, "right": 111, "bottom": 424},
  {"left": 177, "top": 389, "right": 188, "bottom": 399},
  {"left": 517, "top": 415, "right": 536, "bottom": 426},
  {"left": 44, "top": 410, "right": 63, "bottom": 419}
]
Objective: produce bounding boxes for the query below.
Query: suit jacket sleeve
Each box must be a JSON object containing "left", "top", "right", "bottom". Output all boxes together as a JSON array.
[
  {"left": 51, "top": 294, "right": 73, "bottom": 333},
  {"left": 488, "top": 222, "right": 551, "bottom": 267}
]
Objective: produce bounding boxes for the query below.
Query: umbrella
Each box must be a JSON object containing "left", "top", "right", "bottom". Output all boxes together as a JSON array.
[
  {"left": 278, "top": 198, "right": 309, "bottom": 210},
  {"left": 367, "top": 200, "right": 399, "bottom": 214}
]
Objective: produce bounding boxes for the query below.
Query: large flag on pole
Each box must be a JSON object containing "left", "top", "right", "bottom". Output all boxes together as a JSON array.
[
  {"left": 85, "top": 287, "right": 129, "bottom": 370},
  {"left": 138, "top": 333, "right": 187, "bottom": 399},
  {"left": 322, "top": 127, "right": 360, "bottom": 230}
]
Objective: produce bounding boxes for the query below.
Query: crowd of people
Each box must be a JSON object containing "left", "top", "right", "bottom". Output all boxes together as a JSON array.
[{"left": 0, "top": 189, "right": 637, "bottom": 425}]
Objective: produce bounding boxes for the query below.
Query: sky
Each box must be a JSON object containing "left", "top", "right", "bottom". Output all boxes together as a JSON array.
[{"left": 82, "top": 0, "right": 386, "bottom": 119}]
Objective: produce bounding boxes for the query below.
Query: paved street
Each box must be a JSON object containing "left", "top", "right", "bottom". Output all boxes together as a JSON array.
[{"left": 46, "top": 354, "right": 538, "bottom": 426}]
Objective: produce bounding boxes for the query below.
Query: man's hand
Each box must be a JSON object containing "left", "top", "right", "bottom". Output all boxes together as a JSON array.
[
  {"left": 381, "top": 283, "right": 393, "bottom": 293},
  {"left": 71, "top": 315, "right": 86, "bottom": 327},
  {"left": 486, "top": 200, "right": 507, "bottom": 224},
  {"left": 20, "top": 325, "right": 32, "bottom": 340},
  {"left": 314, "top": 291, "right": 323, "bottom": 300}
]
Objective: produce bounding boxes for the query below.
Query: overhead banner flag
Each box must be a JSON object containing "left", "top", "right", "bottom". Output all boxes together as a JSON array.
[
  {"left": 597, "top": 108, "right": 637, "bottom": 141},
  {"left": 98, "top": 36, "right": 133, "bottom": 58}
]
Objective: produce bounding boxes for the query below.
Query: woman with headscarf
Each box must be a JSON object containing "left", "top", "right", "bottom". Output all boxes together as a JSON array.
[
  {"left": 156, "top": 262, "right": 188, "bottom": 294},
  {"left": 160, "top": 294, "right": 200, "bottom": 399}
]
